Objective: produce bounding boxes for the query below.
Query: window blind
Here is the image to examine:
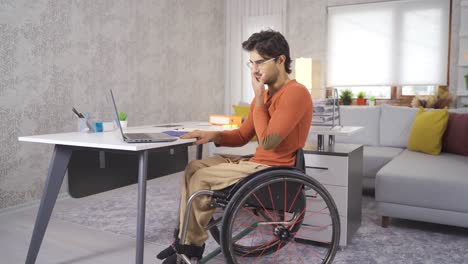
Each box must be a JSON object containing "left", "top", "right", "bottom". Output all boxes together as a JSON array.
[{"left": 327, "top": 0, "right": 450, "bottom": 87}]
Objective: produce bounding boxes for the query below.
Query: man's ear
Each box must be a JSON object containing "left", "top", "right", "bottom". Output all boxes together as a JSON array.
[{"left": 277, "top": 55, "right": 286, "bottom": 66}]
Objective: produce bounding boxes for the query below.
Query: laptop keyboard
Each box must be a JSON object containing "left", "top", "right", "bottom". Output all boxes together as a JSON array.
[{"left": 126, "top": 133, "right": 171, "bottom": 139}]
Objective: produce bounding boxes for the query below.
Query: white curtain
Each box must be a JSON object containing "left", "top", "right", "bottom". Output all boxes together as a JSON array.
[
  {"left": 327, "top": 0, "right": 450, "bottom": 87},
  {"left": 225, "top": 0, "right": 287, "bottom": 114}
]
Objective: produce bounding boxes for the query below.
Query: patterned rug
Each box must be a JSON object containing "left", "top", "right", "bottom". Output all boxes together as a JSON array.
[{"left": 53, "top": 172, "right": 468, "bottom": 264}]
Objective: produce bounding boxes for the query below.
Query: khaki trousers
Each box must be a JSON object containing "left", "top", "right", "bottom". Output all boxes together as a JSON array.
[{"left": 178, "top": 155, "right": 269, "bottom": 246}]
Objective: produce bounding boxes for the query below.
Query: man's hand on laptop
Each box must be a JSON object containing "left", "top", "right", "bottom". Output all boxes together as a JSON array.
[{"left": 180, "top": 130, "right": 221, "bottom": 145}]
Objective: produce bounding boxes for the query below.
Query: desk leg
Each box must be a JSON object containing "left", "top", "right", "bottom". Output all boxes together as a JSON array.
[
  {"left": 26, "top": 145, "right": 72, "bottom": 264},
  {"left": 196, "top": 145, "right": 203, "bottom": 160},
  {"left": 136, "top": 150, "right": 148, "bottom": 264}
]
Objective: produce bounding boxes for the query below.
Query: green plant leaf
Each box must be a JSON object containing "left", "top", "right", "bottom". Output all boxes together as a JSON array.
[
  {"left": 340, "top": 89, "right": 353, "bottom": 100},
  {"left": 118, "top": 111, "right": 127, "bottom": 121}
]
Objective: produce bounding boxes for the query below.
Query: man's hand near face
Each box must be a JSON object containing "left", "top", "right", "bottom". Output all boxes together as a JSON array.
[
  {"left": 180, "top": 130, "right": 222, "bottom": 145},
  {"left": 251, "top": 71, "right": 266, "bottom": 107}
]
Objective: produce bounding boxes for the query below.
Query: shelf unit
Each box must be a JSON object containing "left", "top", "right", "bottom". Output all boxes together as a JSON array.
[{"left": 311, "top": 88, "right": 341, "bottom": 127}]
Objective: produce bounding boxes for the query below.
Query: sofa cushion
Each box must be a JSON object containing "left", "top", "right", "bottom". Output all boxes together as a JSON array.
[
  {"left": 379, "top": 104, "right": 418, "bottom": 148},
  {"left": 363, "top": 146, "right": 404, "bottom": 179},
  {"left": 335, "top": 106, "right": 381, "bottom": 146},
  {"left": 376, "top": 149, "right": 468, "bottom": 213},
  {"left": 443, "top": 113, "right": 468, "bottom": 156},
  {"left": 407, "top": 107, "right": 448, "bottom": 155}
]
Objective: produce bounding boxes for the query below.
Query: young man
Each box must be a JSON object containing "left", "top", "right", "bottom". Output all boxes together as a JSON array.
[{"left": 157, "top": 29, "right": 313, "bottom": 263}]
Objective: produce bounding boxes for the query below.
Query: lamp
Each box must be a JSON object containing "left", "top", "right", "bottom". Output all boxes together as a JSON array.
[{"left": 295, "top": 58, "right": 323, "bottom": 98}]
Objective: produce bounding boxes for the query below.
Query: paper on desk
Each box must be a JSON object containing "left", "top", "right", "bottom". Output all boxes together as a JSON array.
[{"left": 162, "top": 131, "right": 189, "bottom": 137}]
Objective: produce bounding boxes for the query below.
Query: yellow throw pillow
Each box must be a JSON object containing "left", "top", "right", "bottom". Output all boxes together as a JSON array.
[
  {"left": 232, "top": 105, "right": 250, "bottom": 119},
  {"left": 407, "top": 107, "right": 449, "bottom": 155},
  {"left": 232, "top": 104, "right": 257, "bottom": 142}
]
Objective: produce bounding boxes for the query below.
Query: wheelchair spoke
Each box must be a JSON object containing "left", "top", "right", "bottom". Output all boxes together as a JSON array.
[
  {"left": 275, "top": 240, "right": 282, "bottom": 264},
  {"left": 240, "top": 238, "right": 279, "bottom": 257},
  {"left": 267, "top": 185, "right": 278, "bottom": 222},
  {"left": 289, "top": 241, "right": 305, "bottom": 264},
  {"left": 285, "top": 238, "right": 293, "bottom": 263},
  {"left": 285, "top": 207, "right": 306, "bottom": 230},
  {"left": 298, "top": 223, "right": 333, "bottom": 232},
  {"left": 252, "top": 192, "right": 275, "bottom": 221},
  {"left": 284, "top": 180, "right": 287, "bottom": 222},
  {"left": 287, "top": 183, "right": 305, "bottom": 213},
  {"left": 291, "top": 239, "right": 325, "bottom": 262},
  {"left": 238, "top": 208, "right": 273, "bottom": 239},
  {"left": 301, "top": 207, "right": 329, "bottom": 220}
]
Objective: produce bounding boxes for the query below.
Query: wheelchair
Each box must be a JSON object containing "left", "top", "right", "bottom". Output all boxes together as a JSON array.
[{"left": 177, "top": 149, "right": 340, "bottom": 264}]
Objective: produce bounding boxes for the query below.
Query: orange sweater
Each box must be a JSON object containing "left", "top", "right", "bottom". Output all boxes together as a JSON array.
[{"left": 219, "top": 80, "right": 313, "bottom": 166}]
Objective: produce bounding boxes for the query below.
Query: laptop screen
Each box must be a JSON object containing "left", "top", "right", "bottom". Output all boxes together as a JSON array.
[{"left": 109, "top": 89, "right": 126, "bottom": 140}]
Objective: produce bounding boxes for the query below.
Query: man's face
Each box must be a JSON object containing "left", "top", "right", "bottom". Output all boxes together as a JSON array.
[{"left": 249, "top": 50, "right": 280, "bottom": 85}]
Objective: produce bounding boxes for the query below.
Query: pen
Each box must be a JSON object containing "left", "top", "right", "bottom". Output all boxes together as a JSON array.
[{"left": 72, "top": 107, "right": 84, "bottom": 118}]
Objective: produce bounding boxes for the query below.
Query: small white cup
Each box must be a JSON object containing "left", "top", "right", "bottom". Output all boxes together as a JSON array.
[{"left": 120, "top": 120, "right": 128, "bottom": 128}]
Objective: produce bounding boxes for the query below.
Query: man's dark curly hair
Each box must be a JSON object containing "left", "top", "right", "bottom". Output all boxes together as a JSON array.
[{"left": 242, "top": 29, "right": 292, "bottom": 74}]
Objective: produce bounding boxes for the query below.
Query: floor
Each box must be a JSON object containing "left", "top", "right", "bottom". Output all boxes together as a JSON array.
[
  {"left": 1, "top": 172, "right": 468, "bottom": 264},
  {"left": 0, "top": 198, "right": 165, "bottom": 264}
]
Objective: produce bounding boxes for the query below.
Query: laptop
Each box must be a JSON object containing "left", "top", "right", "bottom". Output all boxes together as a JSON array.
[{"left": 109, "top": 90, "right": 178, "bottom": 143}]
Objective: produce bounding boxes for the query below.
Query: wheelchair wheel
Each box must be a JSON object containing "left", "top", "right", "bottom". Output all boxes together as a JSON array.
[{"left": 220, "top": 169, "right": 340, "bottom": 264}]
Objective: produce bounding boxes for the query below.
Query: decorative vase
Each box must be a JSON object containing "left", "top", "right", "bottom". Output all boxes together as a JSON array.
[
  {"left": 120, "top": 120, "right": 128, "bottom": 128},
  {"left": 356, "top": 98, "right": 367, "bottom": 106},
  {"left": 369, "top": 100, "right": 376, "bottom": 106}
]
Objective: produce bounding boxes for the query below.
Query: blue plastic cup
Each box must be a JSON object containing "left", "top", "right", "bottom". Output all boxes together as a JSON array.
[{"left": 93, "top": 121, "right": 103, "bottom": 132}]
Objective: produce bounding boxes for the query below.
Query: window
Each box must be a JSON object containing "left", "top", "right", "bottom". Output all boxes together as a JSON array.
[
  {"left": 327, "top": 0, "right": 450, "bottom": 97},
  {"left": 401, "top": 85, "right": 437, "bottom": 96}
]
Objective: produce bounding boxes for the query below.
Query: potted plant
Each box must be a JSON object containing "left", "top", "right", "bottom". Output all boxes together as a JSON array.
[
  {"left": 368, "top": 96, "right": 376, "bottom": 106},
  {"left": 340, "top": 89, "right": 353, "bottom": 105},
  {"left": 356, "top": 91, "right": 367, "bottom": 106},
  {"left": 118, "top": 111, "right": 128, "bottom": 128}
]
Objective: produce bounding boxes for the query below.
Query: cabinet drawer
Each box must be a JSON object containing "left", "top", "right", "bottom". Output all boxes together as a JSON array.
[
  {"left": 295, "top": 213, "right": 347, "bottom": 246},
  {"left": 305, "top": 184, "right": 348, "bottom": 217},
  {"left": 305, "top": 154, "right": 348, "bottom": 186}
]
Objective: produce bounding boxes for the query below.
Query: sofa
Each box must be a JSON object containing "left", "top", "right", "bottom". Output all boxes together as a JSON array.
[{"left": 334, "top": 104, "right": 468, "bottom": 228}]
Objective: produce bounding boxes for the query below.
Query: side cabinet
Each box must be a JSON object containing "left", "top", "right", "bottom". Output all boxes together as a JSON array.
[{"left": 296, "top": 144, "right": 363, "bottom": 246}]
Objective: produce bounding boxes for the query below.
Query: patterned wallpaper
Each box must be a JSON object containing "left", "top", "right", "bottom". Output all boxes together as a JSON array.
[{"left": 0, "top": 0, "right": 225, "bottom": 209}]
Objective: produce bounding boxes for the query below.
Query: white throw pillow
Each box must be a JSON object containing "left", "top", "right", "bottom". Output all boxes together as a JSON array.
[
  {"left": 379, "top": 104, "right": 418, "bottom": 148},
  {"left": 335, "top": 106, "right": 381, "bottom": 146}
]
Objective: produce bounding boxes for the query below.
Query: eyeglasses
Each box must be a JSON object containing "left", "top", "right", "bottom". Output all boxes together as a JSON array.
[{"left": 246, "top": 57, "right": 276, "bottom": 69}]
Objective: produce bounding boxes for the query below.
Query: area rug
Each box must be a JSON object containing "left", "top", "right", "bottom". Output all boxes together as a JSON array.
[{"left": 53, "top": 172, "right": 468, "bottom": 264}]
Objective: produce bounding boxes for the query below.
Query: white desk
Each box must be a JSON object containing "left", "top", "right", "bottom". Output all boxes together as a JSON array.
[
  {"left": 18, "top": 122, "right": 223, "bottom": 264},
  {"left": 308, "top": 126, "right": 363, "bottom": 151}
]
